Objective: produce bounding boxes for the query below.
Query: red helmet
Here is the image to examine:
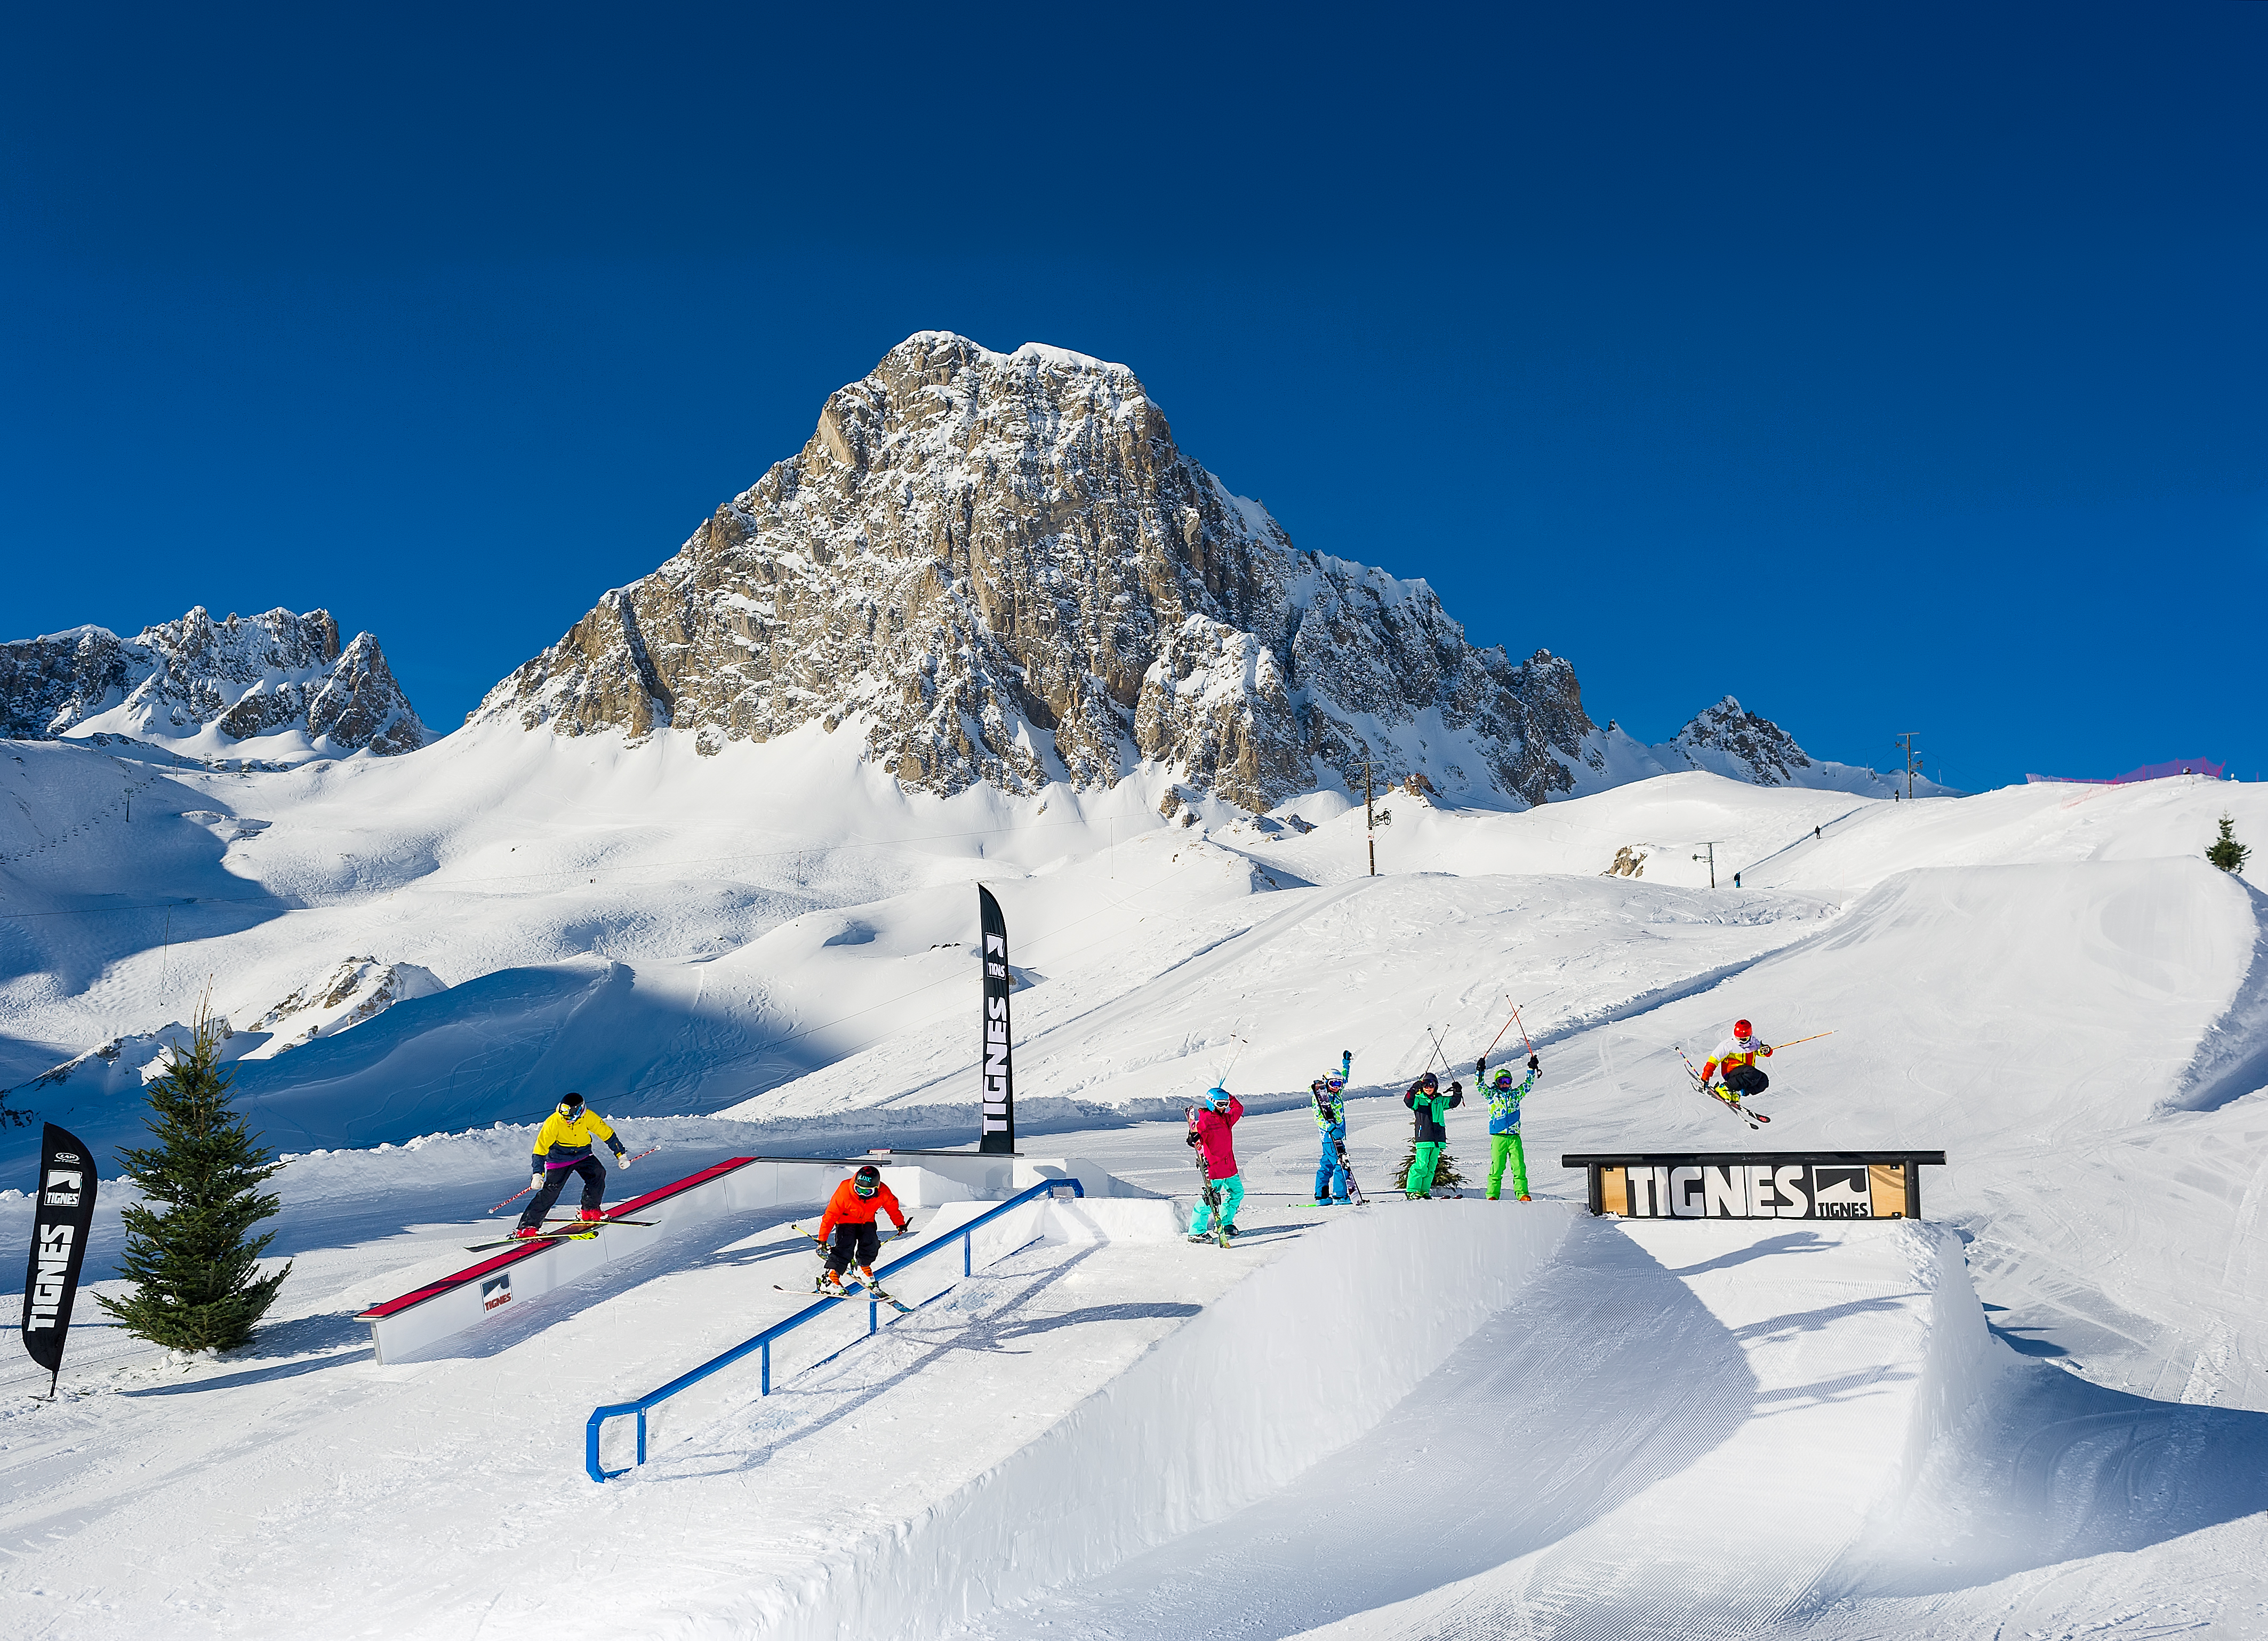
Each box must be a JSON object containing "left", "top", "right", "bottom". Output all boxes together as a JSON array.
[{"left": 1734, "top": 1019, "right": 1752, "bottom": 1038}]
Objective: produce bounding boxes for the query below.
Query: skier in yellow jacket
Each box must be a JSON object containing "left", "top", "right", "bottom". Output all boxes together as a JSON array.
[
  {"left": 514, "top": 1093, "right": 631, "bottom": 1238},
  {"left": 1697, "top": 1020, "right": 1774, "bottom": 1107}
]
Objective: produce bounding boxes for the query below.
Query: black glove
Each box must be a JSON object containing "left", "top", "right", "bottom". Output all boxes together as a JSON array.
[
  {"left": 1528, "top": 1054, "right": 1540, "bottom": 1071},
  {"left": 1450, "top": 1079, "right": 1463, "bottom": 1094},
  {"left": 1475, "top": 1056, "right": 1486, "bottom": 1076},
  {"left": 1185, "top": 1130, "right": 1200, "bottom": 1147}
]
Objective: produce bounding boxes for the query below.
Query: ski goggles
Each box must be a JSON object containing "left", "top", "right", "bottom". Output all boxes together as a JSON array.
[
  {"left": 1325, "top": 1077, "right": 1345, "bottom": 1094},
  {"left": 853, "top": 1180, "right": 880, "bottom": 1198}
]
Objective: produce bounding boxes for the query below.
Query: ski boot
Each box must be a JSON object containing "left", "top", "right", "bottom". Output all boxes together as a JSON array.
[
  {"left": 578, "top": 1208, "right": 604, "bottom": 1222},
  {"left": 1517, "top": 1194, "right": 1532, "bottom": 1203},
  {"left": 510, "top": 1225, "right": 549, "bottom": 1240},
  {"left": 815, "top": 1271, "right": 845, "bottom": 1296},
  {"left": 1223, "top": 1224, "right": 1241, "bottom": 1238}
]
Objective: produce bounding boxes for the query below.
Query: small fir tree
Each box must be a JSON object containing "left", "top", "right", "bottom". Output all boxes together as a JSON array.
[
  {"left": 2207, "top": 813, "right": 2251, "bottom": 876},
  {"left": 1392, "top": 1139, "right": 1466, "bottom": 1197},
  {"left": 98, "top": 1009, "right": 291, "bottom": 1351}
]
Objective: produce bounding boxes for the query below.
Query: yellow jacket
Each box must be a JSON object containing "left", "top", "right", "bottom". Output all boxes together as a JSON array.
[{"left": 531, "top": 1109, "right": 623, "bottom": 1172}]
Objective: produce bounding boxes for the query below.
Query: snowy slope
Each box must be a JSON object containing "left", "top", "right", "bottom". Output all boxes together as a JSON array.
[{"left": 5, "top": 711, "right": 2268, "bottom": 1634}]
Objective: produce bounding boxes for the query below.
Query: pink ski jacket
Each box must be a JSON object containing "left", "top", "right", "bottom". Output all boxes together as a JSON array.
[{"left": 1189, "top": 1096, "right": 1245, "bottom": 1180}]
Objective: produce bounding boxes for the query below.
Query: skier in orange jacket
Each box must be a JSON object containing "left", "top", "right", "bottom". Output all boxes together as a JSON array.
[{"left": 812, "top": 1165, "right": 910, "bottom": 1294}]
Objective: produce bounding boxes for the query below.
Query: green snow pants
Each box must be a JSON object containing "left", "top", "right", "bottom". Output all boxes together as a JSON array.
[
  {"left": 1488, "top": 1132, "right": 1528, "bottom": 1199},
  {"left": 1406, "top": 1141, "right": 1443, "bottom": 1197},
  {"left": 1190, "top": 1172, "right": 1244, "bottom": 1235}
]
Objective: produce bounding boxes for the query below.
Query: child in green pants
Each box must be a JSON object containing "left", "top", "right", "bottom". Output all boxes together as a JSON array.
[{"left": 1479, "top": 1052, "right": 1541, "bottom": 1201}]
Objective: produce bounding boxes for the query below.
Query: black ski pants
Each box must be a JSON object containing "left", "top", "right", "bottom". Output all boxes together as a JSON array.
[
  {"left": 1724, "top": 1063, "right": 1769, "bottom": 1097},
  {"left": 519, "top": 1156, "right": 607, "bottom": 1228},
  {"left": 823, "top": 1221, "right": 881, "bottom": 1276}
]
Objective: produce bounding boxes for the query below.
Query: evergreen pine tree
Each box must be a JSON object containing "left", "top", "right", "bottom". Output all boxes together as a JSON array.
[
  {"left": 97, "top": 1010, "right": 290, "bottom": 1351},
  {"left": 2207, "top": 813, "right": 2251, "bottom": 875}
]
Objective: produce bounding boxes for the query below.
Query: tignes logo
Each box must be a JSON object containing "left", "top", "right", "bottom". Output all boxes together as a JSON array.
[
  {"left": 480, "top": 1274, "right": 513, "bottom": 1312},
  {"left": 1810, "top": 1166, "right": 1873, "bottom": 1218}
]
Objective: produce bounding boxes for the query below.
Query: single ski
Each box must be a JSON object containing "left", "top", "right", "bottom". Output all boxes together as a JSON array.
[
  {"left": 1333, "top": 1134, "right": 1368, "bottom": 1206},
  {"left": 464, "top": 1218, "right": 653, "bottom": 1252},
  {"left": 843, "top": 1267, "right": 913, "bottom": 1314},
  {"left": 468, "top": 1228, "right": 593, "bottom": 1252}
]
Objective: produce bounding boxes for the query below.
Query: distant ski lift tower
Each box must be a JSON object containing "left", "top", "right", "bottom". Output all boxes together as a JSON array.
[
  {"left": 1364, "top": 757, "right": 1377, "bottom": 877},
  {"left": 1691, "top": 841, "right": 1722, "bottom": 888},
  {"left": 1895, "top": 732, "right": 1921, "bottom": 800}
]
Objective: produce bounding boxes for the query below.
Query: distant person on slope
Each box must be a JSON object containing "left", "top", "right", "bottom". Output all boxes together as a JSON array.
[
  {"left": 514, "top": 1092, "right": 631, "bottom": 1238},
  {"left": 1402, "top": 1071, "right": 1462, "bottom": 1199},
  {"left": 1477, "top": 1052, "right": 1541, "bottom": 1202},
  {"left": 813, "top": 1165, "right": 909, "bottom": 1294},
  {"left": 1698, "top": 1020, "right": 1773, "bottom": 1106},
  {"left": 1311, "top": 1068, "right": 1351, "bottom": 1206},
  {"left": 1188, "top": 1088, "right": 1246, "bottom": 1240}
]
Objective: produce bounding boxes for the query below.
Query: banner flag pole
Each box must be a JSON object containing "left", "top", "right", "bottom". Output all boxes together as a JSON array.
[
  {"left": 21, "top": 1123, "right": 100, "bottom": 1399},
  {"left": 977, "top": 886, "right": 1017, "bottom": 1155}
]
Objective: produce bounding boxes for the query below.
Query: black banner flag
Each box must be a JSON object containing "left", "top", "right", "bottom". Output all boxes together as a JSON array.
[
  {"left": 21, "top": 1123, "right": 99, "bottom": 1393},
  {"left": 978, "top": 886, "right": 1016, "bottom": 1154}
]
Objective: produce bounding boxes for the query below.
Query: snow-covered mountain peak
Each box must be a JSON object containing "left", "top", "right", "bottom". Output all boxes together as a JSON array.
[
  {"left": 0, "top": 604, "right": 427, "bottom": 762},
  {"left": 474, "top": 331, "right": 1621, "bottom": 811}
]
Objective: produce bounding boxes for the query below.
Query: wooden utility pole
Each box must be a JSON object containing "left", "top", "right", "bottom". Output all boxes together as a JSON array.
[
  {"left": 1895, "top": 732, "right": 1920, "bottom": 800},
  {"left": 1364, "top": 758, "right": 1377, "bottom": 877}
]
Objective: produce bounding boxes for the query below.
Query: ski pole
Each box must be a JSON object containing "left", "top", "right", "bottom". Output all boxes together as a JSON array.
[
  {"left": 1215, "top": 1031, "right": 1250, "bottom": 1084},
  {"left": 1769, "top": 1031, "right": 1835, "bottom": 1051},
  {"left": 1508, "top": 1000, "right": 1534, "bottom": 1054},
  {"left": 1482, "top": 1002, "right": 1521, "bottom": 1058},
  {"left": 486, "top": 1182, "right": 536, "bottom": 1216},
  {"left": 1424, "top": 1024, "right": 1454, "bottom": 1076}
]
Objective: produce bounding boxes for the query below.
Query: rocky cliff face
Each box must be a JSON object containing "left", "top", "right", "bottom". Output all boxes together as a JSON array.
[
  {"left": 1654, "top": 696, "right": 1816, "bottom": 786},
  {"left": 0, "top": 607, "right": 427, "bottom": 757},
  {"left": 476, "top": 333, "right": 1612, "bottom": 810}
]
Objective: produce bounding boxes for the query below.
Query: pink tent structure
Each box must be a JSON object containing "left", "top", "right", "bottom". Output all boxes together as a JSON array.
[{"left": 2026, "top": 758, "right": 2226, "bottom": 786}]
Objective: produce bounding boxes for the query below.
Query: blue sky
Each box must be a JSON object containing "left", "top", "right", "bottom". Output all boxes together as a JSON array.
[{"left": 4, "top": 3, "right": 2263, "bottom": 791}]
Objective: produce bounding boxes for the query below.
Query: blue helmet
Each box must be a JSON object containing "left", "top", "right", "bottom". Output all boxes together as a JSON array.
[{"left": 1205, "top": 1087, "right": 1231, "bottom": 1110}]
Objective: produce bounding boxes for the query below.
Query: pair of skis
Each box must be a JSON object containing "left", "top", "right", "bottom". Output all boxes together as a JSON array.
[
  {"left": 1674, "top": 1045, "right": 1771, "bottom": 1129},
  {"left": 781, "top": 1222, "right": 913, "bottom": 1313},
  {"left": 464, "top": 1217, "right": 654, "bottom": 1253}
]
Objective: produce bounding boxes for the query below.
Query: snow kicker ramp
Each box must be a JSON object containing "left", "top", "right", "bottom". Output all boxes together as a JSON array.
[{"left": 682, "top": 1204, "right": 1996, "bottom": 1639}]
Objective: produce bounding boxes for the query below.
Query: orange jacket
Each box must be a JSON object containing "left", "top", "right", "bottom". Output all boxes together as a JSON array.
[{"left": 816, "top": 1178, "right": 907, "bottom": 1240}]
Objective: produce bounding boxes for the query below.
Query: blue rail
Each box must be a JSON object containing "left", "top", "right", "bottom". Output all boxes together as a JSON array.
[{"left": 585, "top": 1176, "right": 1086, "bottom": 1482}]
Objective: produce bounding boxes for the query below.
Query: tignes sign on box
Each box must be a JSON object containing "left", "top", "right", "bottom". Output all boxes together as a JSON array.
[{"left": 1560, "top": 1151, "right": 1948, "bottom": 1221}]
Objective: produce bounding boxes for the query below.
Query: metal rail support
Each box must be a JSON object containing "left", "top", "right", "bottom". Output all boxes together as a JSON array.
[{"left": 586, "top": 1178, "right": 1084, "bottom": 1482}]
